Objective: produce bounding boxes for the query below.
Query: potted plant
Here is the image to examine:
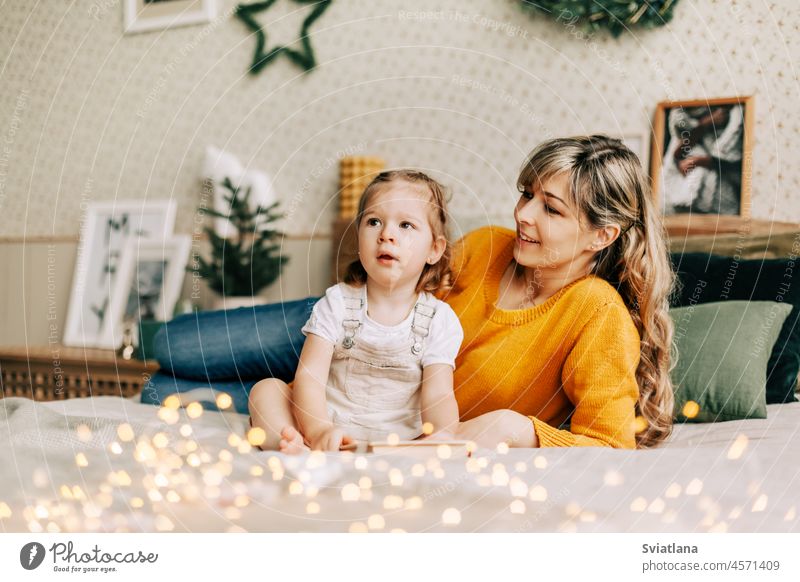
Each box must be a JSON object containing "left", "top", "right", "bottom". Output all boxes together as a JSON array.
[{"left": 197, "top": 177, "right": 288, "bottom": 310}]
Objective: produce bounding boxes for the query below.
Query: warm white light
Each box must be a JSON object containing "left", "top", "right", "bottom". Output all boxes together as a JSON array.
[
  {"left": 117, "top": 424, "right": 135, "bottom": 442},
  {"left": 752, "top": 494, "right": 768, "bottom": 512},
  {"left": 442, "top": 508, "right": 461, "bottom": 525},
  {"left": 726, "top": 434, "right": 749, "bottom": 460},
  {"left": 367, "top": 514, "right": 385, "bottom": 530},
  {"left": 215, "top": 393, "right": 233, "bottom": 410},
  {"left": 685, "top": 479, "right": 703, "bottom": 496},
  {"left": 186, "top": 402, "right": 203, "bottom": 419},
  {"left": 341, "top": 483, "right": 360, "bottom": 501},
  {"left": 604, "top": 470, "right": 624, "bottom": 486},
  {"left": 383, "top": 495, "right": 403, "bottom": 510},
  {"left": 528, "top": 485, "right": 547, "bottom": 502}
]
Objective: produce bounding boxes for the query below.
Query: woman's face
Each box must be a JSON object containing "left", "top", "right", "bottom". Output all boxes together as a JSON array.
[{"left": 513, "top": 172, "right": 599, "bottom": 276}]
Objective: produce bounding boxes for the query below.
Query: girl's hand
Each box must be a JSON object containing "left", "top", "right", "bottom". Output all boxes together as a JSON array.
[{"left": 309, "top": 426, "right": 354, "bottom": 451}]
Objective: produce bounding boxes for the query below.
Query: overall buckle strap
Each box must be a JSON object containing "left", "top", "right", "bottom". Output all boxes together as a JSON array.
[
  {"left": 341, "top": 288, "right": 365, "bottom": 349},
  {"left": 410, "top": 302, "right": 436, "bottom": 355}
]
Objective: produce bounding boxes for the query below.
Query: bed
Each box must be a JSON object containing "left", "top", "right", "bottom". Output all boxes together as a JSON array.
[{"left": 1, "top": 393, "right": 797, "bottom": 533}]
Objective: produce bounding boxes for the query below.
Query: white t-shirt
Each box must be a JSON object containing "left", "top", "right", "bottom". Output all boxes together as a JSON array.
[{"left": 301, "top": 283, "right": 463, "bottom": 369}]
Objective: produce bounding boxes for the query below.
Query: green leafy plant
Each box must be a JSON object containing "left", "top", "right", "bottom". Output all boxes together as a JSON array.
[
  {"left": 521, "top": 0, "right": 681, "bottom": 37},
  {"left": 197, "top": 177, "right": 288, "bottom": 296}
]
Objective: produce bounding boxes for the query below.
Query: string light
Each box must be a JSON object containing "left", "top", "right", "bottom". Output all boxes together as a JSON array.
[
  {"left": 215, "top": 393, "right": 233, "bottom": 410},
  {"left": 442, "top": 507, "right": 461, "bottom": 525},
  {"left": 604, "top": 470, "right": 624, "bottom": 486},
  {"left": 367, "top": 514, "right": 385, "bottom": 530},
  {"left": 117, "top": 424, "right": 135, "bottom": 442},
  {"left": 726, "top": 434, "right": 749, "bottom": 460},
  {"left": 682, "top": 401, "right": 700, "bottom": 419},
  {"left": 9, "top": 400, "right": 766, "bottom": 536},
  {"left": 383, "top": 495, "right": 403, "bottom": 510},
  {"left": 341, "top": 483, "right": 360, "bottom": 501},
  {"left": 510, "top": 500, "right": 526, "bottom": 514},
  {"left": 686, "top": 479, "right": 703, "bottom": 496},
  {"left": 529, "top": 485, "right": 547, "bottom": 502},
  {"left": 752, "top": 494, "right": 768, "bottom": 512}
]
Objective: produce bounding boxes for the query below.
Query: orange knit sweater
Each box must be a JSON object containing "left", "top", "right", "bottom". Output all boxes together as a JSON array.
[{"left": 442, "top": 226, "right": 641, "bottom": 448}]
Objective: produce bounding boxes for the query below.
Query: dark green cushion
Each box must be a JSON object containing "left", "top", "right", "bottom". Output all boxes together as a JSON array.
[
  {"left": 670, "top": 301, "right": 792, "bottom": 422},
  {"left": 670, "top": 253, "right": 800, "bottom": 403}
]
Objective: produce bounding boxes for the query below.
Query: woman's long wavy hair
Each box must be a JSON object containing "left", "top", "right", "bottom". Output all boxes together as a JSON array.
[
  {"left": 518, "top": 135, "right": 676, "bottom": 448},
  {"left": 344, "top": 170, "right": 452, "bottom": 294}
]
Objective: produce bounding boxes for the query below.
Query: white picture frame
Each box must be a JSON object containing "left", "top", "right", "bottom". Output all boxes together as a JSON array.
[
  {"left": 102, "top": 235, "right": 191, "bottom": 349},
  {"left": 620, "top": 132, "right": 650, "bottom": 167},
  {"left": 63, "top": 200, "right": 177, "bottom": 348},
  {"left": 123, "top": 0, "right": 217, "bottom": 34}
]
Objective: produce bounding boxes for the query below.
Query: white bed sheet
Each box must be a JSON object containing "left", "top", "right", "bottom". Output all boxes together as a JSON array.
[{"left": 1, "top": 396, "right": 798, "bottom": 533}]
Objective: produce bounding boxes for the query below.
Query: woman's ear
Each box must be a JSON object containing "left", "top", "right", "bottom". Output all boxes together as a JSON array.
[
  {"left": 427, "top": 235, "right": 447, "bottom": 264},
  {"left": 590, "top": 224, "right": 621, "bottom": 251}
]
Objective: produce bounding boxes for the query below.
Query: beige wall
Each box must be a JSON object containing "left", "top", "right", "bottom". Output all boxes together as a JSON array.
[
  {"left": 1, "top": 0, "right": 798, "bottom": 344},
  {"left": 0, "top": 237, "right": 332, "bottom": 346}
]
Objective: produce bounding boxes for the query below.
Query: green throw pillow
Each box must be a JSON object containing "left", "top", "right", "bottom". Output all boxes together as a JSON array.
[{"left": 670, "top": 301, "right": 792, "bottom": 423}]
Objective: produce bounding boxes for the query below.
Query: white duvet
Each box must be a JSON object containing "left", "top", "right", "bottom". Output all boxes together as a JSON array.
[{"left": 1, "top": 396, "right": 798, "bottom": 533}]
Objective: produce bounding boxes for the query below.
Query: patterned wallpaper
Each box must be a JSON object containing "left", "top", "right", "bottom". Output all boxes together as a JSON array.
[{"left": 1, "top": 0, "right": 798, "bottom": 239}]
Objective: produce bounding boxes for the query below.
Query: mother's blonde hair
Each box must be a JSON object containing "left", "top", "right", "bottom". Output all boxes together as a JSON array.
[{"left": 518, "top": 135, "right": 675, "bottom": 448}]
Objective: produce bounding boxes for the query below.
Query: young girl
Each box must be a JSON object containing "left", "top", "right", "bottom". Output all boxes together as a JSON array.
[{"left": 248, "top": 170, "right": 464, "bottom": 452}]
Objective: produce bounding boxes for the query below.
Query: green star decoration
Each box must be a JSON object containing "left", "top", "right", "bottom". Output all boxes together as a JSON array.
[{"left": 235, "top": 0, "right": 332, "bottom": 75}]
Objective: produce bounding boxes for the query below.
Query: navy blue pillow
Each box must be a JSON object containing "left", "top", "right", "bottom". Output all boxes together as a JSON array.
[{"left": 670, "top": 253, "right": 800, "bottom": 403}]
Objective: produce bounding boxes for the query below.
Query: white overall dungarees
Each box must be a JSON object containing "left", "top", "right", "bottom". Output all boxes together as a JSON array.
[{"left": 325, "top": 284, "right": 437, "bottom": 441}]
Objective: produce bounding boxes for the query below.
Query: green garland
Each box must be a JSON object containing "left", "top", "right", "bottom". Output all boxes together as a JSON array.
[{"left": 521, "top": 0, "right": 681, "bottom": 37}]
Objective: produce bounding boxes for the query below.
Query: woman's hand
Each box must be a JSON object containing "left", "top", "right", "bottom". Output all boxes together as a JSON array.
[
  {"left": 307, "top": 425, "right": 354, "bottom": 451},
  {"left": 455, "top": 409, "right": 538, "bottom": 449}
]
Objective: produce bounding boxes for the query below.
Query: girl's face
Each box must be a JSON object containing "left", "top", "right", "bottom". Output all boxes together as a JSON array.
[
  {"left": 513, "top": 172, "right": 600, "bottom": 276},
  {"left": 358, "top": 182, "right": 446, "bottom": 293}
]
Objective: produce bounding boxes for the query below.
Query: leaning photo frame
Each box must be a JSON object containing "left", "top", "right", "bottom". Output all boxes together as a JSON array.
[
  {"left": 650, "top": 95, "right": 755, "bottom": 223},
  {"left": 63, "top": 200, "right": 177, "bottom": 349},
  {"left": 620, "top": 132, "right": 650, "bottom": 168},
  {"left": 102, "top": 235, "right": 192, "bottom": 350}
]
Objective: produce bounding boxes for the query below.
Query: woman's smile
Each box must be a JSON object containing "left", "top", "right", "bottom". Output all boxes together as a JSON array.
[{"left": 517, "top": 231, "right": 540, "bottom": 246}]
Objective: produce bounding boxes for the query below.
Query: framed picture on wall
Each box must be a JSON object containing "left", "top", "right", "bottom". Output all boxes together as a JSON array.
[
  {"left": 63, "top": 200, "right": 176, "bottom": 348},
  {"left": 650, "top": 96, "right": 754, "bottom": 218},
  {"left": 102, "top": 236, "right": 191, "bottom": 349},
  {"left": 123, "top": 0, "right": 217, "bottom": 34}
]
